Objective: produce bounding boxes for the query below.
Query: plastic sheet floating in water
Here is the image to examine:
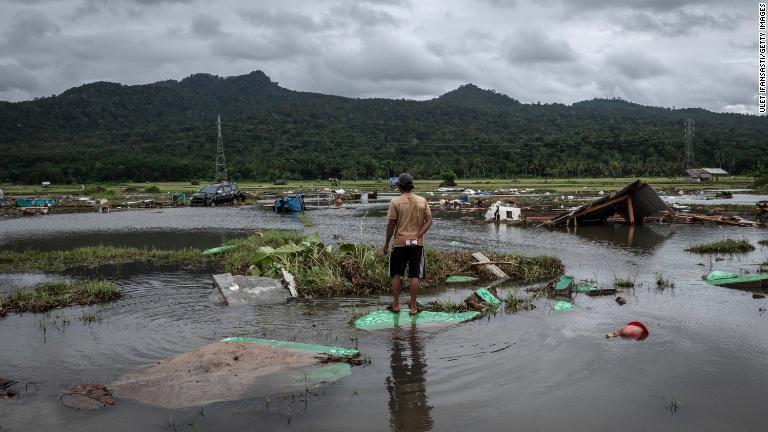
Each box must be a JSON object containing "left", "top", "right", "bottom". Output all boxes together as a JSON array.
[
  {"left": 553, "top": 301, "right": 575, "bottom": 312},
  {"left": 111, "top": 339, "right": 358, "bottom": 409},
  {"left": 445, "top": 275, "right": 478, "bottom": 283}
]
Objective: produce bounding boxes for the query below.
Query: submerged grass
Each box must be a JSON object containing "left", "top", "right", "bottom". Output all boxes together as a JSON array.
[
  {"left": 655, "top": 273, "right": 675, "bottom": 291},
  {"left": 0, "top": 246, "right": 211, "bottom": 273},
  {"left": 219, "top": 230, "right": 564, "bottom": 297},
  {"left": 613, "top": 277, "right": 635, "bottom": 288},
  {"left": 0, "top": 280, "right": 120, "bottom": 313},
  {"left": 504, "top": 289, "right": 536, "bottom": 313},
  {"left": 685, "top": 239, "right": 755, "bottom": 254},
  {"left": 424, "top": 299, "right": 471, "bottom": 312},
  {"left": 759, "top": 240, "right": 768, "bottom": 247}
]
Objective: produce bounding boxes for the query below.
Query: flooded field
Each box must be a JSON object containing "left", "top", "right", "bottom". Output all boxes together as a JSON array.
[{"left": 2, "top": 205, "right": 768, "bottom": 431}]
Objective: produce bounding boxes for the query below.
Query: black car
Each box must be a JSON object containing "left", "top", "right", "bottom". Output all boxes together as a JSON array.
[{"left": 190, "top": 183, "right": 245, "bottom": 206}]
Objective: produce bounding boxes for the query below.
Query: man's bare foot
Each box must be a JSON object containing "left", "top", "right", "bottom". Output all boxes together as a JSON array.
[{"left": 386, "top": 304, "right": 400, "bottom": 313}]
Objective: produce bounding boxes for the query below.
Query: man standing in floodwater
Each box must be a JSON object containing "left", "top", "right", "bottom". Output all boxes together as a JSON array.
[{"left": 383, "top": 173, "right": 433, "bottom": 315}]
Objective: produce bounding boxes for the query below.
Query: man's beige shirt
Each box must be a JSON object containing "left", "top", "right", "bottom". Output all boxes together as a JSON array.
[{"left": 387, "top": 192, "right": 431, "bottom": 247}]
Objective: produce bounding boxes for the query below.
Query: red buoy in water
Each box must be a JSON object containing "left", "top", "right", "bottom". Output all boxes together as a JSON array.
[{"left": 607, "top": 321, "right": 649, "bottom": 340}]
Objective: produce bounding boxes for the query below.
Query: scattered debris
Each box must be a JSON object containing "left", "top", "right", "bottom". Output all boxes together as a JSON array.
[
  {"left": 703, "top": 271, "right": 768, "bottom": 292},
  {"left": 212, "top": 273, "right": 288, "bottom": 305},
  {"left": 552, "top": 300, "right": 575, "bottom": 312},
  {"left": 112, "top": 339, "right": 359, "bottom": 409},
  {"left": 753, "top": 293, "right": 765, "bottom": 299},
  {"left": 585, "top": 288, "right": 618, "bottom": 297},
  {"left": 445, "top": 275, "right": 478, "bottom": 283},
  {"left": 545, "top": 180, "right": 666, "bottom": 227},
  {"left": 606, "top": 321, "right": 649, "bottom": 340},
  {"left": 471, "top": 252, "right": 509, "bottom": 280},
  {"left": 615, "top": 296, "right": 627, "bottom": 306},
  {"left": 62, "top": 384, "right": 114, "bottom": 410},
  {"left": 464, "top": 287, "right": 502, "bottom": 310},
  {"left": 1, "top": 377, "right": 18, "bottom": 398}
]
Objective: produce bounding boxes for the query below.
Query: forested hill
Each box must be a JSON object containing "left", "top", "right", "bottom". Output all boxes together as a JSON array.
[{"left": 0, "top": 70, "right": 765, "bottom": 183}]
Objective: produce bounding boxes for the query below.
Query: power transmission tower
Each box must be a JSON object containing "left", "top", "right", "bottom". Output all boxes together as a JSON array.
[
  {"left": 214, "top": 114, "right": 228, "bottom": 183},
  {"left": 683, "top": 118, "right": 695, "bottom": 171}
]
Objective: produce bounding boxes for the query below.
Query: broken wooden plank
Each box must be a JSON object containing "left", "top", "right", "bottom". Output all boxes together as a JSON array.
[
  {"left": 471, "top": 252, "right": 509, "bottom": 280},
  {"left": 281, "top": 268, "right": 298, "bottom": 298},
  {"left": 213, "top": 273, "right": 288, "bottom": 305}
]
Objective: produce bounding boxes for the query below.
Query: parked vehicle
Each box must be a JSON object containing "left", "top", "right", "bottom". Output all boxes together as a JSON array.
[{"left": 190, "top": 183, "right": 245, "bottom": 207}]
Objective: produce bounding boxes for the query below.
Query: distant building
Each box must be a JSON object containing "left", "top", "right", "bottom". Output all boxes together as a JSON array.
[{"left": 683, "top": 168, "right": 728, "bottom": 182}]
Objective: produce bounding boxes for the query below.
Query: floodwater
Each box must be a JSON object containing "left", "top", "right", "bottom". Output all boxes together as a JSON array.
[{"left": 2, "top": 205, "right": 768, "bottom": 431}]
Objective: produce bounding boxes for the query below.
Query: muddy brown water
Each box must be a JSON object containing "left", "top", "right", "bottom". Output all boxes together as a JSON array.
[{"left": 1, "top": 205, "right": 768, "bottom": 431}]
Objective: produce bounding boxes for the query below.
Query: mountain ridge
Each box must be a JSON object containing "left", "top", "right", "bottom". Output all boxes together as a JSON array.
[{"left": 0, "top": 70, "right": 764, "bottom": 183}]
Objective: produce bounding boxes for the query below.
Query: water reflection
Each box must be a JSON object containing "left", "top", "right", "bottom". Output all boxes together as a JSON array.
[
  {"left": 564, "top": 224, "right": 672, "bottom": 251},
  {"left": 386, "top": 328, "right": 433, "bottom": 432}
]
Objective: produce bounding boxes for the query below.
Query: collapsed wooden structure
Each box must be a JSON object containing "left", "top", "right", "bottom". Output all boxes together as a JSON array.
[{"left": 544, "top": 180, "right": 667, "bottom": 227}]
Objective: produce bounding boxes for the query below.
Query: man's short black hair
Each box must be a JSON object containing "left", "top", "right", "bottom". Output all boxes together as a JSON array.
[{"left": 399, "top": 183, "right": 414, "bottom": 192}]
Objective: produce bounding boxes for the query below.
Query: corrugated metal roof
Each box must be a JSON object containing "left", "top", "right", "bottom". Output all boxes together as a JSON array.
[{"left": 702, "top": 168, "right": 728, "bottom": 175}]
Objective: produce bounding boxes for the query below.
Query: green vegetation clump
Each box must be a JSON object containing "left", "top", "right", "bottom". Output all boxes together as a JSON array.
[
  {"left": 424, "top": 299, "right": 471, "bottom": 312},
  {"left": 1, "top": 280, "right": 120, "bottom": 313},
  {"left": 504, "top": 290, "right": 536, "bottom": 313},
  {"left": 143, "top": 185, "right": 161, "bottom": 193},
  {"left": 613, "top": 277, "right": 635, "bottom": 288},
  {"left": 758, "top": 240, "right": 768, "bottom": 247},
  {"left": 0, "top": 246, "right": 210, "bottom": 273},
  {"left": 219, "top": 230, "right": 564, "bottom": 297},
  {"left": 685, "top": 239, "right": 755, "bottom": 254},
  {"left": 655, "top": 273, "right": 675, "bottom": 291}
]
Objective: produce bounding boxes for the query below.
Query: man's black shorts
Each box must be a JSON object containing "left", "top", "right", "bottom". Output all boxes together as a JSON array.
[{"left": 389, "top": 246, "right": 425, "bottom": 278}]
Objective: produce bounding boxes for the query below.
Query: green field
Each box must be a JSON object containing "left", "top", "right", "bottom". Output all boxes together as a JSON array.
[{"left": 0, "top": 176, "right": 754, "bottom": 197}]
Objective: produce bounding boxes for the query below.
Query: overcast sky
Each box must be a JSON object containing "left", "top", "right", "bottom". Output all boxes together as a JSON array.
[{"left": 0, "top": 0, "right": 760, "bottom": 113}]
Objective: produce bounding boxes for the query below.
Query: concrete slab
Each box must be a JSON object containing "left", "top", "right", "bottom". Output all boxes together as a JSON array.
[{"left": 213, "top": 273, "right": 288, "bottom": 305}]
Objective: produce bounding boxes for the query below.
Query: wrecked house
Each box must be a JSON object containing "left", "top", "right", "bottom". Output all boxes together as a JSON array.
[
  {"left": 545, "top": 180, "right": 667, "bottom": 227},
  {"left": 683, "top": 168, "right": 727, "bottom": 182}
]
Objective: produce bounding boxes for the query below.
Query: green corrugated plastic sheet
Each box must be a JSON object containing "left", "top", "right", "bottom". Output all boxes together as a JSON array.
[
  {"left": 446, "top": 275, "right": 478, "bottom": 283},
  {"left": 705, "top": 271, "right": 739, "bottom": 281},
  {"left": 475, "top": 287, "right": 501, "bottom": 305},
  {"left": 221, "top": 337, "right": 359, "bottom": 357},
  {"left": 355, "top": 310, "right": 480, "bottom": 331},
  {"left": 574, "top": 283, "right": 596, "bottom": 293},
  {"left": 554, "top": 276, "right": 574, "bottom": 291},
  {"left": 704, "top": 274, "right": 768, "bottom": 286},
  {"left": 553, "top": 301, "right": 575, "bottom": 312},
  {"left": 202, "top": 245, "right": 237, "bottom": 255}
]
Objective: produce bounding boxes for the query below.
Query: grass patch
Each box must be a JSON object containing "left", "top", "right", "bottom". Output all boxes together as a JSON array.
[
  {"left": 1, "top": 280, "right": 120, "bottom": 313},
  {"left": 424, "top": 299, "right": 471, "bottom": 312},
  {"left": 613, "top": 277, "right": 635, "bottom": 288},
  {"left": 0, "top": 246, "right": 211, "bottom": 273},
  {"left": 504, "top": 289, "right": 536, "bottom": 313},
  {"left": 219, "top": 230, "right": 564, "bottom": 297},
  {"left": 685, "top": 239, "right": 755, "bottom": 254},
  {"left": 655, "top": 273, "right": 675, "bottom": 291},
  {"left": 759, "top": 240, "right": 768, "bottom": 247}
]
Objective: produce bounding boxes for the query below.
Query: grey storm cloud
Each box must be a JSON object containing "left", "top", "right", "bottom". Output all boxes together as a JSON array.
[
  {"left": 191, "top": 13, "right": 223, "bottom": 38},
  {"left": 239, "top": 9, "right": 324, "bottom": 31},
  {"left": 0, "top": 63, "right": 39, "bottom": 91},
  {"left": 617, "top": 10, "right": 737, "bottom": 37},
  {"left": 4, "top": 9, "right": 61, "bottom": 43},
  {"left": 605, "top": 51, "right": 670, "bottom": 79},
  {"left": 503, "top": 29, "right": 575, "bottom": 64},
  {"left": 560, "top": 0, "right": 739, "bottom": 13},
  {"left": 0, "top": 0, "right": 759, "bottom": 114}
]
